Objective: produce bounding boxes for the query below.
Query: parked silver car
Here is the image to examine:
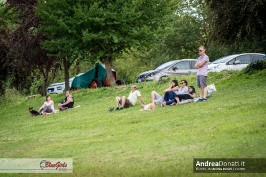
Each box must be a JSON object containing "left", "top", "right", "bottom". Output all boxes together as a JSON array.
[
  {"left": 208, "top": 53, "right": 266, "bottom": 72},
  {"left": 136, "top": 59, "right": 197, "bottom": 82}
]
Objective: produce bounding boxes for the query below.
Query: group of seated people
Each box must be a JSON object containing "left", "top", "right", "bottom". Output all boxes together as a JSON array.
[
  {"left": 38, "top": 79, "right": 195, "bottom": 115},
  {"left": 114, "top": 79, "right": 196, "bottom": 111},
  {"left": 151, "top": 79, "right": 196, "bottom": 107},
  {"left": 38, "top": 90, "right": 74, "bottom": 115}
]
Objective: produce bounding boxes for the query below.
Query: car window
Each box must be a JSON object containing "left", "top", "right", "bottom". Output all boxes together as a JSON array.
[
  {"left": 252, "top": 54, "right": 264, "bottom": 62},
  {"left": 171, "top": 61, "right": 190, "bottom": 70},
  {"left": 228, "top": 55, "right": 251, "bottom": 65},
  {"left": 236, "top": 55, "right": 251, "bottom": 64},
  {"left": 228, "top": 58, "right": 236, "bottom": 65},
  {"left": 212, "top": 55, "right": 238, "bottom": 64},
  {"left": 155, "top": 61, "right": 176, "bottom": 70},
  {"left": 191, "top": 61, "right": 196, "bottom": 69}
]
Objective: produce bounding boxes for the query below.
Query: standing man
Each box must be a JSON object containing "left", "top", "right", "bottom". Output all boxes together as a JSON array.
[
  {"left": 115, "top": 85, "right": 145, "bottom": 110},
  {"left": 194, "top": 46, "right": 209, "bottom": 101}
]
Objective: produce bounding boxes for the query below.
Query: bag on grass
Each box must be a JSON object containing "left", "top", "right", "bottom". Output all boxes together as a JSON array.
[{"left": 207, "top": 84, "right": 217, "bottom": 93}]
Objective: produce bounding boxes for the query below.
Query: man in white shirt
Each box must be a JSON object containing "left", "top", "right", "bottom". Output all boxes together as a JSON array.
[{"left": 115, "top": 85, "right": 145, "bottom": 110}]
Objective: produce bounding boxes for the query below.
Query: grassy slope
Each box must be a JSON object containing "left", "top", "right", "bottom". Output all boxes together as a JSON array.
[{"left": 0, "top": 70, "right": 266, "bottom": 177}]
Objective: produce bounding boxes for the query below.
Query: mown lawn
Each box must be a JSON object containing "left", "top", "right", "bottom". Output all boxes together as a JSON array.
[{"left": 0, "top": 70, "right": 266, "bottom": 177}]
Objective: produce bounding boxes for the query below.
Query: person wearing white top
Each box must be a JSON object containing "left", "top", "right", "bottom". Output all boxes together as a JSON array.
[
  {"left": 38, "top": 95, "right": 54, "bottom": 115},
  {"left": 115, "top": 85, "right": 145, "bottom": 110}
]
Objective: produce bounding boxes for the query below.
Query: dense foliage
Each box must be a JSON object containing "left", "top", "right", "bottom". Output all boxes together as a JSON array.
[
  {"left": 37, "top": 0, "right": 175, "bottom": 87},
  {"left": 0, "top": 0, "right": 60, "bottom": 96},
  {"left": 1, "top": 0, "right": 266, "bottom": 95},
  {"left": 206, "top": 0, "right": 266, "bottom": 52},
  {"left": 244, "top": 60, "right": 266, "bottom": 74}
]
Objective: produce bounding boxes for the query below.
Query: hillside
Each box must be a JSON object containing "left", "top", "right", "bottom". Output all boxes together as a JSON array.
[{"left": 0, "top": 70, "right": 266, "bottom": 177}]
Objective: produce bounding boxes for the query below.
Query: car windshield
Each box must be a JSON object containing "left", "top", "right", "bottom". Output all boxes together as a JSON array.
[
  {"left": 155, "top": 61, "right": 176, "bottom": 70},
  {"left": 212, "top": 55, "right": 238, "bottom": 64}
]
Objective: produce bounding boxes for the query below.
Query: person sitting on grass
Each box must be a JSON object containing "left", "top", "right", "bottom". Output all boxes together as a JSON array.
[
  {"left": 115, "top": 85, "right": 145, "bottom": 110},
  {"left": 162, "top": 79, "right": 189, "bottom": 106},
  {"left": 171, "top": 86, "right": 196, "bottom": 105},
  {"left": 58, "top": 90, "right": 74, "bottom": 111},
  {"left": 38, "top": 95, "right": 54, "bottom": 115},
  {"left": 151, "top": 79, "right": 179, "bottom": 105}
]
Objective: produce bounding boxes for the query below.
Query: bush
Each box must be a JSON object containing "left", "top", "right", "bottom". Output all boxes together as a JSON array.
[
  {"left": 244, "top": 60, "right": 266, "bottom": 73},
  {"left": 0, "top": 88, "right": 25, "bottom": 105}
]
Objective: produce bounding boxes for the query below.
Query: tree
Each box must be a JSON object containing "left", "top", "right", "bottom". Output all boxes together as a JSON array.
[
  {"left": 136, "top": 0, "right": 210, "bottom": 67},
  {"left": 36, "top": 1, "right": 86, "bottom": 90},
  {"left": 206, "top": 0, "right": 266, "bottom": 52},
  {"left": 0, "top": 4, "right": 9, "bottom": 96},
  {"left": 1, "top": 0, "right": 60, "bottom": 96},
  {"left": 37, "top": 0, "right": 175, "bottom": 87}
]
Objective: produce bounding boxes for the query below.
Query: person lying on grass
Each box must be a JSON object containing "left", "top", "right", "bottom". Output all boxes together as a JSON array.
[
  {"left": 58, "top": 90, "right": 74, "bottom": 111},
  {"left": 115, "top": 85, "right": 145, "bottom": 110},
  {"left": 171, "top": 86, "right": 196, "bottom": 105}
]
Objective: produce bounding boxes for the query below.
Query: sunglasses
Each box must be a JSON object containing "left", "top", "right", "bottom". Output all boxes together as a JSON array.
[
  {"left": 199, "top": 50, "right": 203, "bottom": 52},
  {"left": 180, "top": 82, "right": 184, "bottom": 84}
]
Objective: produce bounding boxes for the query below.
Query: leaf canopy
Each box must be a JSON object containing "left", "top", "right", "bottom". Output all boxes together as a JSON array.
[{"left": 37, "top": 0, "right": 174, "bottom": 62}]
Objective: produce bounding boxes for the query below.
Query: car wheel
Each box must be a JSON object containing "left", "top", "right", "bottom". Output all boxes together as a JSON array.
[
  {"left": 89, "top": 78, "right": 102, "bottom": 88},
  {"left": 116, "top": 79, "right": 125, "bottom": 85}
]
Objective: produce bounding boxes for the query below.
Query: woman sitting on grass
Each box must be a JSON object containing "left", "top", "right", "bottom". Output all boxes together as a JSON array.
[
  {"left": 171, "top": 86, "right": 196, "bottom": 105},
  {"left": 151, "top": 79, "right": 179, "bottom": 105},
  {"left": 38, "top": 95, "right": 54, "bottom": 115},
  {"left": 162, "top": 79, "right": 189, "bottom": 106},
  {"left": 58, "top": 90, "right": 74, "bottom": 111}
]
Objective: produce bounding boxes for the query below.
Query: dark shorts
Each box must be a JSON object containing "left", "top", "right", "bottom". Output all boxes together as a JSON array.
[
  {"left": 197, "top": 75, "right": 207, "bottom": 88},
  {"left": 60, "top": 101, "right": 73, "bottom": 111},
  {"left": 119, "top": 99, "right": 133, "bottom": 108},
  {"left": 59, "top": 107, "right": 70, "bottom": 111},
  {"left": 175, "top": 94, "right": 193, "bottom": 102}
]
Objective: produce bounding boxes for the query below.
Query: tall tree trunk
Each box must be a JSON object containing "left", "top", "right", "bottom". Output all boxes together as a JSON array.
[
  {"left": 41, "top": 71, "right": 48, "bottom": 96},
  {"left": 63, "top": 57, "right": 71, "bottom": 91},
  {"left": 76, "top": 59, "right": 80, "bottom": 75},
  {"left": 104, "top": 57, "right": 116, "bottom": 87}
]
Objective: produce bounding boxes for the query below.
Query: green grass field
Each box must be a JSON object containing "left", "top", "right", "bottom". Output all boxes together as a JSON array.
[{"left": 0, "top": 70, "right": 266, "bottom": 177}]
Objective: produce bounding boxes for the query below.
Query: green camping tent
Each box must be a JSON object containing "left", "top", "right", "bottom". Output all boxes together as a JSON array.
[{"left": 71, "top": 62, "right": 110, "bottom": 89}]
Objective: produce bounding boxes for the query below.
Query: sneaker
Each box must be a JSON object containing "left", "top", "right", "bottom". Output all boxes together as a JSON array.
[
  {"left": 202, "top": 98, "right": 207, "bottom": 101},
  {"left": 197, "top": 99, "right": 203, "bottom": 102},
  {"left": 119, "top": 107, "right": 124, "bottom": 110},
  {"left": 116, "top": 107, "right": 119, "bottom": 110},
  {"left": 108, "top": 108, "right": 114, "bottom": 112}
]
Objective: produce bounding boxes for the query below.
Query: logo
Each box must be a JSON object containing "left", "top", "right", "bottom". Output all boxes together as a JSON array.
[
  {"left": 40, "top": 160, "right": 68, "bottom": 171},
  {"left": 40, "top": 160, "right": 46, "bottom": 170}
]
